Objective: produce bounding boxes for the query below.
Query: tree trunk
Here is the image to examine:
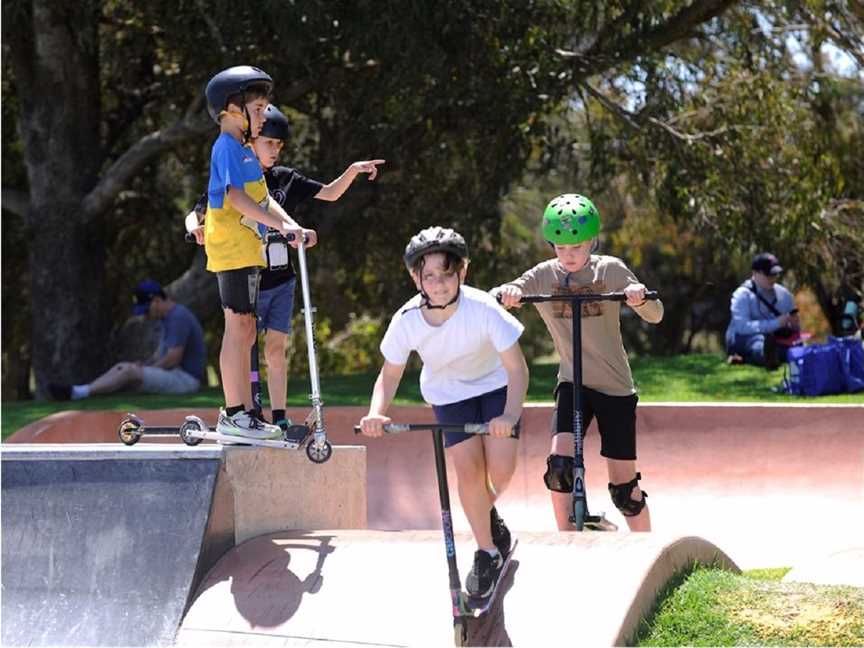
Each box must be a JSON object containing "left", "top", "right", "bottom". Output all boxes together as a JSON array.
[
  {"left": 28, "top": 204, "right": 112, "bottom": 391},
  {"left": 10, "top": 0, "right": 106, "bottom": 395}
]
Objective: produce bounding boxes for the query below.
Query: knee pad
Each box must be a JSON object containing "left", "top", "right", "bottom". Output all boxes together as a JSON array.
[
  {"left": 608, "top": 472, "right": 648, "bottom": 517},
  {"left": 543, "top": 454, "right": 573, "bottom": 493}
]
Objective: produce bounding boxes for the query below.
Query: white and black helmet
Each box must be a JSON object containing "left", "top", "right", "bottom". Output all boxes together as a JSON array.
[{"left": 403, "top": 226, "right": 469, "bottom": 269}]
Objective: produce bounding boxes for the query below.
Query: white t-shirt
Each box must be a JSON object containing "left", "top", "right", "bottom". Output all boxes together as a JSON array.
[{"left": 380, "top": 285, "right": 524, "bottom": 406}]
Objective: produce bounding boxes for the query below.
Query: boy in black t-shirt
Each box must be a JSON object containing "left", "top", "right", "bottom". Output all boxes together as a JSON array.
[{"left": 190, "top": 104, "right": 385, "bottom": 429}]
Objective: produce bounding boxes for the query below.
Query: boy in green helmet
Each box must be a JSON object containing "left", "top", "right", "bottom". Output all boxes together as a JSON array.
[{"left": 493, "top": 194, "right": 663, "bottom": 532}]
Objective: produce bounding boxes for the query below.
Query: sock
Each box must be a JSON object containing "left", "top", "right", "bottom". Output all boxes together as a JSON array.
[
  {"left": 71, "top": 385, "right": 90, "bottom": 400},
  {"left": 272, "top": 409, "right": 286, "bottom": 424},
  {"left": 483, "top": 548, "right": 500, "bottom": 560},
  {"left": 226, "top": 404, "right": 244, "bottom": 417}
]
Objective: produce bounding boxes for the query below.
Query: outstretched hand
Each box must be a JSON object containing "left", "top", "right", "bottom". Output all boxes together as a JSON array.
[{"left": 352, "top": 159, "right": 386, "bottom": 181}]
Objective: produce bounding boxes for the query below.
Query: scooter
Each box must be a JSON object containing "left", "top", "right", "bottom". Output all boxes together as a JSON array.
[
  {"left": 514, "top": 290, "right": 659, "bottom": 530},
  {"left": 118, "top": 230, "right": 332, "bottom": 463},
  {"left": 354, "top": 422, "right": 519, "bottom": 646}
]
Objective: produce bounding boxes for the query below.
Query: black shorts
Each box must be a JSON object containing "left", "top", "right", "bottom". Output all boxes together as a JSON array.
[
  {"left": 551, "top": 382, "right": 638, "bottom": 460},
  {"left": 217, "top": 267, "right": 261, "bottom": 314}
]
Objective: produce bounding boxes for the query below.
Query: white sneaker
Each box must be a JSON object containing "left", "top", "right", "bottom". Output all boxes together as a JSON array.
[{"left": 216, "top": 409, "right": 282, "bottom": 440}]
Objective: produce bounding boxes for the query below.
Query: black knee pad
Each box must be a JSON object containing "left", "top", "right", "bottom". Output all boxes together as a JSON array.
[
  {"left": 608, "top": 472, "right": 648, "bottom": 517},
  {"left": 543, "top": 454, "right": 573, "bottom": 493}
]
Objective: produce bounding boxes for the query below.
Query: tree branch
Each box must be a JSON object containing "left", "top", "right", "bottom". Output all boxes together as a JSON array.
[
  {"left": 1, "top": 188, "right": 31, "bottom": 218},
  {"left": 560, "top": 0, "right": 740, "bottom": 81},
  {"left": 81, "top": 108, "right": 213, "bottom": 218}
]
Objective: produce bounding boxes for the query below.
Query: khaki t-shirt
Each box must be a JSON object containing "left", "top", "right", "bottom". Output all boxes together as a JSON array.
[{"left": 504, "top": 255, "right": 663, "bottom": 396}]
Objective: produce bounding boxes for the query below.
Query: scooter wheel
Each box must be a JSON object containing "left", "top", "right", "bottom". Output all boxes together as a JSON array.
[
  {"left": 453, "top": 618, "right": 469, "bottom": 646},
  {"left": 118, "top": 416, "right": 142, "bottom": 446},
  {"left": 306, "top": 440, "right": 332, "bottom": 464},
  {"left": 179, "top": 419, "right": 204, "bottom": 446}
]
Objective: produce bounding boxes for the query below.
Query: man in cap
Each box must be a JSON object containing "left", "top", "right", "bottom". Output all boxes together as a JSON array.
[
  {"left": 48, "top": 280, "right": 206, "bottom": 400},
  {"left": 725, "top": 253, "right": 799, "bottom": 369}
]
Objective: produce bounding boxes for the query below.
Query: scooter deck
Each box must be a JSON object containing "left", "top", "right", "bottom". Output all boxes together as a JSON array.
[
  {"left": 465, "top": 539, "right": 518, "bottom": 618},
  {"left": 186, "top": 429, "right": 308, "bottom": 450}
]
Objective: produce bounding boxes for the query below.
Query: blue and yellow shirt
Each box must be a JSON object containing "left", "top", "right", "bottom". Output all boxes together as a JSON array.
[{"left": 204, "top": 133, "right": 269, "bottom": 271}]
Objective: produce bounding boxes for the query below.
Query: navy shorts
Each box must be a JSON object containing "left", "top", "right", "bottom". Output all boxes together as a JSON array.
[
  {"left": 552, "top": 382, "right": 638, "bottom": 460},
  {"left": 257, "top": 278, "right": 296, "bottom": 334},
  {"left": 431, "top": 386, "right": 519, "bottom": 448}
]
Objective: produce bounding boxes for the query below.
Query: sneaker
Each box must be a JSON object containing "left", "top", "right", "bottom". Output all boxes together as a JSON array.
[
  {"left": 465, "top": 549, "right": 502, "bottom": 599},
  {"left": 726, "top": 354, "right": 744, "bottom": 365},
  {"left": 216, "top": 409, "right": 282, "bottom": 440},
  {"left": 490, "top": 507, "right": 511, "bottom": 558},
  {"left": 47, "top": 383, "right": 72, "bottom": 401}
]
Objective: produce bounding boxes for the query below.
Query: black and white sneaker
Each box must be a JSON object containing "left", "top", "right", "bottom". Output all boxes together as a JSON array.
[
  {"left": 216, "top": 409, "right": 282, "bottom": 440},
  {"left": 490, "top": 507, "right": 511, "bottom": 558},
  {"left": 465, "top": 549, "right": 503, "bottom": 599}
]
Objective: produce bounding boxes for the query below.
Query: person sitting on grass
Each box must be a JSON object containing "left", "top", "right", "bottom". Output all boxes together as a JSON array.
[
  {"left": 48, "top": 279, "right": 206, "bottom": 400},
  {"left": 724, "top": 252, "right": 799, "bottom": 369}
]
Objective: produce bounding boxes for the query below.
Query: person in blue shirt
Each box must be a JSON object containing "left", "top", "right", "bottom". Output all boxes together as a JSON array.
[
  {"left": 725, "top": 253, "right": 799, "bottom": 369},
  {"left": 48, "top": 280, "right": 206, "bottom": 400}
]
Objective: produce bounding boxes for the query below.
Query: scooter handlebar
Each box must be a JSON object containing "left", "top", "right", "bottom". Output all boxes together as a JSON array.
[
  {"left": 498, "top": 290, "right": 659, "bottom": 304},
  {"left": 353, "top": 423, "right": 518, "bottom": 437}
]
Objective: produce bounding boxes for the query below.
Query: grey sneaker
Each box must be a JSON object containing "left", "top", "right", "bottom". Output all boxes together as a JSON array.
[{"left": 216, "top": 409, "right": 282, "bottom": 440}]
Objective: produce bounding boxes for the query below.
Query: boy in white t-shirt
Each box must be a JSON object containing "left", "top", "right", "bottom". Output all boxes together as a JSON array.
[{"left": 359, "top": 226, "right": 528, "bottom": 599}]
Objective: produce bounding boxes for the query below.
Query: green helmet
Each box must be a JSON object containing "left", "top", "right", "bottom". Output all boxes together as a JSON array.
[{"left": 542, "top": 194, "right": 600, "bottom": 244}]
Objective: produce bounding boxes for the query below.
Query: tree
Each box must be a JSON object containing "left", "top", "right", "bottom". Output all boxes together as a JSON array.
[{"left": 2, "top": 1, "right": 742, "bottom": 397}]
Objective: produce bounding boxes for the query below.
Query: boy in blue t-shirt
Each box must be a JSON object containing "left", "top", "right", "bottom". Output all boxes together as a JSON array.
[
  {"left": 203, "top": 65, "right": 314, "bottom": 440},
  {"left": 189, "top": 104, "right": 384, "bottom": 433}
]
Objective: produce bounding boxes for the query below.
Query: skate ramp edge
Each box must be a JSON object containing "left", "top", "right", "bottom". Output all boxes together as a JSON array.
[
  {"left": 0, "top": 444, "right": 367, "bottom": 647},
  {"left": 177, "top": 530, "right": 739, "bottom": 647}
]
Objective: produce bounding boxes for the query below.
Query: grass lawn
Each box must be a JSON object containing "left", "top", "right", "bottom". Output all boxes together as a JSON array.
[
  {"left": 635, "top": 565, "right": 864, "bottom": 646},
  {"left": 2, "top": 354, "right": 861, "bottom": 440}
]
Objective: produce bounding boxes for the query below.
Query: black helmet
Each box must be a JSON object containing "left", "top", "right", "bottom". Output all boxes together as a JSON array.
[
  {"left": 205, "top": 65, "right": 273, "bottom": 123},
  {"left": 259, "top": 104, "right": 291, "bottom": 140},
  {"left": 404, "top": 226, "right": 469, "bottom": 269}
]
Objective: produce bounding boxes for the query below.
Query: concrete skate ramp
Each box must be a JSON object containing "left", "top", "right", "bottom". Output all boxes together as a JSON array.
[
  {"left": 1, "top": 445, "right": 233, "bottom": 647},
  {"left": 9, "top": 403, "right": 863, "bottom": 568},
  {"left": 177, "top": 530, "right": 737, "bottom": 647}
]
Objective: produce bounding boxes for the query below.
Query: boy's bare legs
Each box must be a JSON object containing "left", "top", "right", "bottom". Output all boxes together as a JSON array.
[
  {"left": 607, "top": 458, "right": 651, "bottom": 531},
  {"left": 448, "top": 436, "right": 518, "bottom": 551},
  {"left": 548, "top": 433, "right": 650, "bottom": 531},
  {"left": 263, "top": 329, "right": 289, "bottom": 410},
  {"left": 481, "top": 435, "right": 517, "bottom": 499},
  {"left": 448, "top": 437, "right": 495, "bottom": 551},
  {"left": 86, "top": 362, "right": 144, "bottom": 396},
  {"left": 549, "top": 432, "right": 577, "bottom": 530},
  {"left": 221, "top": 309, "right": 257, "bottom": 408}
]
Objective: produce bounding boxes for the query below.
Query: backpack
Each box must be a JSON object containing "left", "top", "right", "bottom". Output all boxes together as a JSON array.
[{"left": 783, "top": 336, "right": 864, "bottom": 396}]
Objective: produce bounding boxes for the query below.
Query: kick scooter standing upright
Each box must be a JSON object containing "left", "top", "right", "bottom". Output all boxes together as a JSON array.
[{"left": 517, "top": 290, "right": 658, "bottom": 530}]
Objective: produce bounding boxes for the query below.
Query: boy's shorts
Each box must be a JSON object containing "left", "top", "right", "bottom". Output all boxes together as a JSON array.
[
  {"left": 552, "top": 382, "right": 638, "bottom": 460},
  {"left": 431, "top": 386, "right": 520, "bottom": 448},
  {"left": 257, "top": 278, "right": 296, "bottom": 334},
  {"left": 138, "top": 367, "right": 200, "bottom": 395},
  {"left": 217, "top": 267, "right": 260, "bottom": 315}
]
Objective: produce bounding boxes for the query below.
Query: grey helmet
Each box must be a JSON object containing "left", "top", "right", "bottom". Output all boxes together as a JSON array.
[{"left": 403, "top": 226, "right": 469, "bottom": 270}]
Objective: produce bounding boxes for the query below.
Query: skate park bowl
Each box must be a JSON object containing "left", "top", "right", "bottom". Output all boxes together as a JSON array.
[{"left": 4, "top": 402, "right": 863, "bottom": 646}]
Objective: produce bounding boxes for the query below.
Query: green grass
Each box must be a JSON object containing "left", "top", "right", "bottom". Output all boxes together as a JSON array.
[
  {"left": 2, "top": 354, "right": 861, "bottom": 439},
  {"left": 634, "top": 565, "right": 864, "bottom": 646}
]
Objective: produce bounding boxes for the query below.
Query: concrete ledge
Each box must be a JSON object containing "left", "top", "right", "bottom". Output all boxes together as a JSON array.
[{"left": 222, "top": 446, "right": 367, "bottom": 544}]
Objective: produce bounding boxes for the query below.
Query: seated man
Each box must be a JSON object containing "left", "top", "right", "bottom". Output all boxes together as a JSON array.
[
  {"left": 49, "top": 280, "right": 206, "bottom": 400},
  {"left": 725, "top": 253, "right": 800, "bottom": 369}
]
